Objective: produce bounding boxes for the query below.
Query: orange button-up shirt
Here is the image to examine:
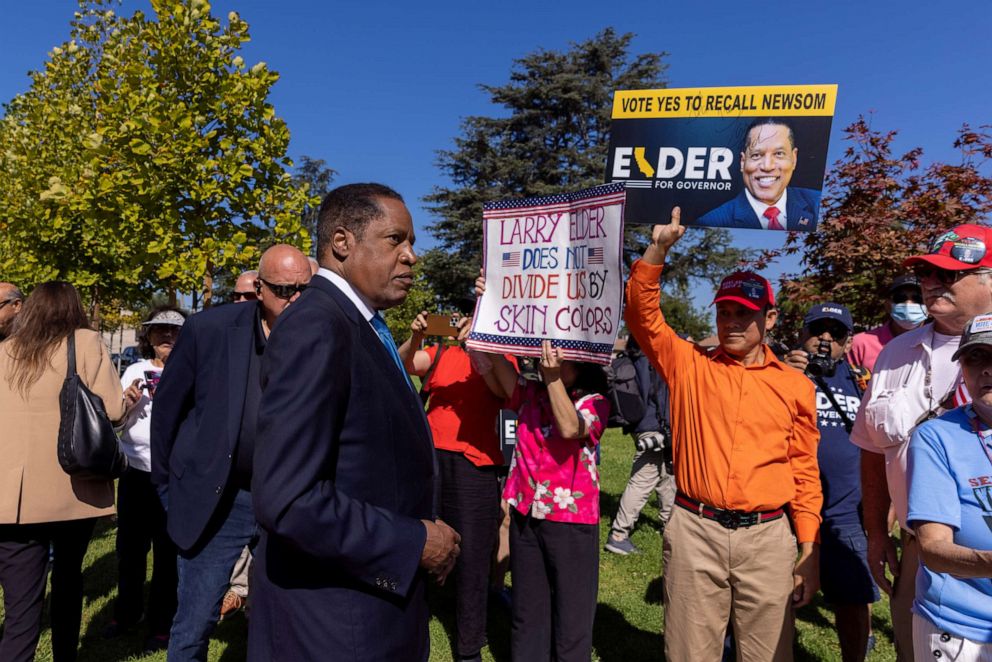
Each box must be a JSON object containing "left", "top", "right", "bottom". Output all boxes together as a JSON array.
[{"left": 625, "top": 260, "right": 822, "bottom": 543}]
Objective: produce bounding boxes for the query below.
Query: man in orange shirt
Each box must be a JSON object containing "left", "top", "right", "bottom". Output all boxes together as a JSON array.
[{"left": 625, "top": 210, "right": 821, "bottom": 661}]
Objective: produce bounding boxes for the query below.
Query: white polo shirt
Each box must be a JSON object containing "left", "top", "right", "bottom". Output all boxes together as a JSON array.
[{"left": 850, "top": 322, "right": 964, "bottom": 528}]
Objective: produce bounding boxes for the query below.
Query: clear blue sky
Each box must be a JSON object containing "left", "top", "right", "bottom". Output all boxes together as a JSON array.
[{"left": 2, "top": 0, "right": 990, "bottom": 294}]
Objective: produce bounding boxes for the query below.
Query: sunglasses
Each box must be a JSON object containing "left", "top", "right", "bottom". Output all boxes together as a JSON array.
[
  {"left": 891, "top": 290, "right": 923, "bottom": 304},
  {"left": 258, "top": 278, "right": 307, "bottom": 300},
  {"left": 912, "top": 265, "right": 983, "bottom": 286},
  {"left": 232, "top": 291, "right": 257, "bottom": 302},
  {"left": 807, "top": 320, "right": 849, "bottom": 340}
]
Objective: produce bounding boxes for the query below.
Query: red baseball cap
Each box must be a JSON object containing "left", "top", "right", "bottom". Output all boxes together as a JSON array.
[
  {"left": 904, "top": 224, "right": 992, "bottom": 271},
  {"left": 712, "top": 271, "right": 776, "bottom": 311}
]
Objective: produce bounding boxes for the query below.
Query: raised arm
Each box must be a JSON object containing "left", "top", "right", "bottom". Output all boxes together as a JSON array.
[
  {"left": 624, "top": 207, "right": 693, "bottom": 387},
  {"left": 539, "top": 341, "right": 586, "bottom": 439},
  {"left": 397, "top": 310, "right": 434, "bottom": 376}
]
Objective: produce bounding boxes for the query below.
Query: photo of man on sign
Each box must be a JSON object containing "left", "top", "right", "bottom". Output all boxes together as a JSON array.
[
  {"left": 696, "top": 118, "right": 821, "bottom": 230},
  {"left": 605, "top": 84, "right": 837, "bottom": 232}
]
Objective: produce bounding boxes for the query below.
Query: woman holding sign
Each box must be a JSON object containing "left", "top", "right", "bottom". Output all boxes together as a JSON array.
[{"left": 474, "top": 273, "right": 610, "bottom": 662}]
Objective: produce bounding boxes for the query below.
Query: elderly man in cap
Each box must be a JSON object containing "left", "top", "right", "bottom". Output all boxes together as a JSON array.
[
  {"left": 626, "top": 210, "right": 821, "bottom": 662},
  {"left": 849, "top": 274, "right": 926, "bottom": 372},
  {"left": 785, "top": 303, "right": 878, "bottom": 662},
  {"left": 852, "top": 223, "right": 992, "bottom": 661},
  {"left": 0, "top": 282, "right": 24, "bottom": 340}
]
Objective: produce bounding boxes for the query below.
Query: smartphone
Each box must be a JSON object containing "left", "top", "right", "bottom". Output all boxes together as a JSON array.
[
  {"left": 424, "top": 313, "right": 460, "bottom": 338},
  {"left": 143, "top": 370, "right": 162, "bottom": 398}
]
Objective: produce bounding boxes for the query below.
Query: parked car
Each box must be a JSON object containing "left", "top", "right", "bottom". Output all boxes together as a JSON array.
[{"left": 117, "top": 345, "right": 141, "bottom": 375}]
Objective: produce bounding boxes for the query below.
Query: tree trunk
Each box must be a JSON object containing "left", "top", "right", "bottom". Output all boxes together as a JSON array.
[
  {"left": 90, "top": 286, "right": 101, "bottom": 326},
  {"left": 202, "top": 260, "right": 214, "bottom": 309}
]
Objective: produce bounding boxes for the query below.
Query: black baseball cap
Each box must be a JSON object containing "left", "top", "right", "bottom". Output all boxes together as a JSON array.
[
  {"left": 888, "top": 274, "right": 920, "bottom": 293},
  {"left": 803, "top": 303, "right": 854, "bottom": 332}
]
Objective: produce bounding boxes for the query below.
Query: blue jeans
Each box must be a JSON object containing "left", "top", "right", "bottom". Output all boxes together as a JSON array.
[{"left": 167, "top": 489, "right": 257, "bottom": 662}]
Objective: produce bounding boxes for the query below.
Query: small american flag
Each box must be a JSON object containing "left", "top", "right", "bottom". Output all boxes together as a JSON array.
[
  {"left": 588, "top": 247, "right": 604, "bottom": 265},
  {"left": 502, "top": 251, "right": 521, "bottom": 267}
]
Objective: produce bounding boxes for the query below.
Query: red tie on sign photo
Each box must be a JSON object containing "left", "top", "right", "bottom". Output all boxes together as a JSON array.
[{"left": 763, "top": 206, "right": 784, "bottom": 230}]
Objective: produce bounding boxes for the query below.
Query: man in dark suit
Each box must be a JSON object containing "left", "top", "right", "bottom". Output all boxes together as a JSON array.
[
  {"left": 696, "top": 118, "right": 821, "bottom": 231},
  {"left": 249, "top": 183, "right": 461, "bottom": 662},
  {"left": 151, "top": 244, "right": 311, "bottom": 661}
]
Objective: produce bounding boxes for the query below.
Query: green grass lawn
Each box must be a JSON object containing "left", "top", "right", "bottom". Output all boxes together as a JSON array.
[{"left": 3, "top": 428, "right": 896, "bottom": 661}]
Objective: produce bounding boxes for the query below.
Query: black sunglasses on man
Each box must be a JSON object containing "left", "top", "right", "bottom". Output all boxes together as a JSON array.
[{"left": 257, "top": 278, "right": 307, "bottom": 300}]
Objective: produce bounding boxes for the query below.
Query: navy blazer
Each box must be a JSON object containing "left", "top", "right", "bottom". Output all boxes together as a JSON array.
[
  {"left": 248, "top": 275, "right": 435, "bottom": 662},
  {"left": 695, "top": 187, "right": 821, "bottom": 231},
  {"left": 150, "top": 301, "right": 258, "bottom": 552}
]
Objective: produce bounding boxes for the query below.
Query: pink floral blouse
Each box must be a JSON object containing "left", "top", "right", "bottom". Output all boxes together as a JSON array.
[{"left": 502, "top": 379, "right": 610, "bottom": 525}]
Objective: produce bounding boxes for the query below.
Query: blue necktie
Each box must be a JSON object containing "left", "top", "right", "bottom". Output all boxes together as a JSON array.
[{"left": 371, "top": 313, "right": 411, "bottom": 388}]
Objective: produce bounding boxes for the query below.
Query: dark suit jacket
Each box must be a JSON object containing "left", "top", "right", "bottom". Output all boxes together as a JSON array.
[
  {"left": 248, "top": 275, "right": 434, "bottom": 662},
  {"left": 150, "top": 301, "right": 258, "bottom": 552},
  {"left": 695, "top": 187, "right": 821, "bottom": 230}
]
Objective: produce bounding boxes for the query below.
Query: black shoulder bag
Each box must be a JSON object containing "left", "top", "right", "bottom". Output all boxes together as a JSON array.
[{"left": 57, "top": 333, "right": 129, "bottom": 479}]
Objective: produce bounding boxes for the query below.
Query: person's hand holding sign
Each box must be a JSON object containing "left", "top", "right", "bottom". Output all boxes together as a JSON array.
[
  {"left": 643, "top": 206, "right": 685, "bottom": 266},
  {"left": 538, "top": 339, "right": 563, "bottom": 384}
]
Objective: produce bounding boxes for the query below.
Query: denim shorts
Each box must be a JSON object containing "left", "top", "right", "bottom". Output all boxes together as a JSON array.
[{"left": 819, "top": 524, "right": 880, "bottom": 605}]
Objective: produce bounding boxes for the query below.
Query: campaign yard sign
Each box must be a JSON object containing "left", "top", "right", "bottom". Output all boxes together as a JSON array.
[
  {"left": 466, "top": 182, "right": 625, "bottom": 365},
  {"left": 606, "top": 84, "right": 837, "bottom": 231}
]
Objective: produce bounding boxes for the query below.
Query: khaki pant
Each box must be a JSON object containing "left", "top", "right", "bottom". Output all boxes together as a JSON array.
[
  {"left": 663, "top": 506, "right": 797, "bottom": 662},
  {"left": 229, "top": 545, "right": 252, "bottom": 599},
  {"left": 609, "top": 447, "right": 676, "bottom": 539},
  {"left": 892, "top": 530, "right": 920, "bottom": 662}
]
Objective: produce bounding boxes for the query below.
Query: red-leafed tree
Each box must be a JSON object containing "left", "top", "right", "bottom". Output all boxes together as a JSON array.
[{"left": 757, "top": 117, "right": 992, "bottom": 337}]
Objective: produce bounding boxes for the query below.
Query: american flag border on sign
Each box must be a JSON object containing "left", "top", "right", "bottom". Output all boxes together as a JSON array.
[{"left": 469, "top": 182, "right": 627, "bottom": 365}]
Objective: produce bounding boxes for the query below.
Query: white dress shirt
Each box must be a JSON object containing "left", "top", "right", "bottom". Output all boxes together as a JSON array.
[
  {"left": 850, "top": 322, "right": 963, "bottom": 529},
  {"left": 317, "top": 268, "right": 376, "bottom": 327},
  {"left": 744, "top": 189, "right": 788, "bottom": 230}
]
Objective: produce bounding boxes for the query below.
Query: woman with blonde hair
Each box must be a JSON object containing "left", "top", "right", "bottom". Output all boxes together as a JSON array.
[{"left": 0, "top": 282, "right": 124, "bottom": 662}]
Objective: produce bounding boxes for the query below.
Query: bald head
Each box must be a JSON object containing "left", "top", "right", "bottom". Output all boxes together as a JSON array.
[
  {"left": 0, "top": 282, "right": 24, "bottom": 340},
  {"left": 258, "top": 245, "right": 311, "bottom": 282},
  {"left": 256, "top": 245, "right": 312, "bottom": 333},
  {"left": 233, "top": 270, "right": 258, "bottom": 303}
]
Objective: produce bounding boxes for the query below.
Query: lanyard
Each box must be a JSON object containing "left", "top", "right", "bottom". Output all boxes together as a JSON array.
[{"left": 966, "top": 405, "right": 992, "bottom": 472}]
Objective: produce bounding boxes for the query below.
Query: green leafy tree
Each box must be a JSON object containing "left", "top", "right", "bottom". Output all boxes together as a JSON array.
[
  {"left": 756, "top": 117, "right": 992, "bottom": 337},
  {"left": 423, "top": 28, "right": 748, "bottom": 321},
  {"left": 384, "top": 266, "right": 439, "bottom": 342},
  {"left": 0, "top": 0, "right": 312, "bottom": 312}
]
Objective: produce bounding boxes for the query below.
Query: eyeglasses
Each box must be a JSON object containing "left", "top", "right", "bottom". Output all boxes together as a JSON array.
[
  {"left": 0, "top": 298, "right": 20, "bottom": 311},
  {"left": 258, "top": 278, "right": 307, "bottom": 300},
  {"left": 807, "top": 320, "right": 849, "bottom": 340},
  {"left": 912, "top": 265, "right": 987, "bottom": 286},
  {"left": 232, "top": 291, "right": 257, "bottom": 302}
]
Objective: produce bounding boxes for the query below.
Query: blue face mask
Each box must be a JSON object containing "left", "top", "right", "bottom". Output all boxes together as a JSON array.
[{"left": 891, "top": 303, "right": 927, "bottom": 329}]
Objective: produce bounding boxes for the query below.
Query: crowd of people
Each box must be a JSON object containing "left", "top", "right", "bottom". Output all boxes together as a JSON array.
[{"left": 0, "top": 184, "right": 990, "bottom": 662}]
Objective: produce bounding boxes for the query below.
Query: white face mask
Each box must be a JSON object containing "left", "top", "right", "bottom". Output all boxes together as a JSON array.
[{"left": 891, "top": 303, "right": 927, "bottom": 329}]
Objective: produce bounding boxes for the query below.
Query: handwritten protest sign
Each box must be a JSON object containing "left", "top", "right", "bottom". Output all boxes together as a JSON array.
[
  {"left": 605, "top": 84, "right": 837, "bottom": 231},
  {"left": 466, "top": 182, "right": 625, "bottom": 365}
]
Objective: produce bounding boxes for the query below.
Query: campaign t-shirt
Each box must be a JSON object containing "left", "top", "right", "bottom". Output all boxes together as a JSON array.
[
  {"left": 907, "top": 405, "right": 992, "bottom": 643},
  {"left": 813, "top": 362, "right": 864, "bottom": 529}
]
